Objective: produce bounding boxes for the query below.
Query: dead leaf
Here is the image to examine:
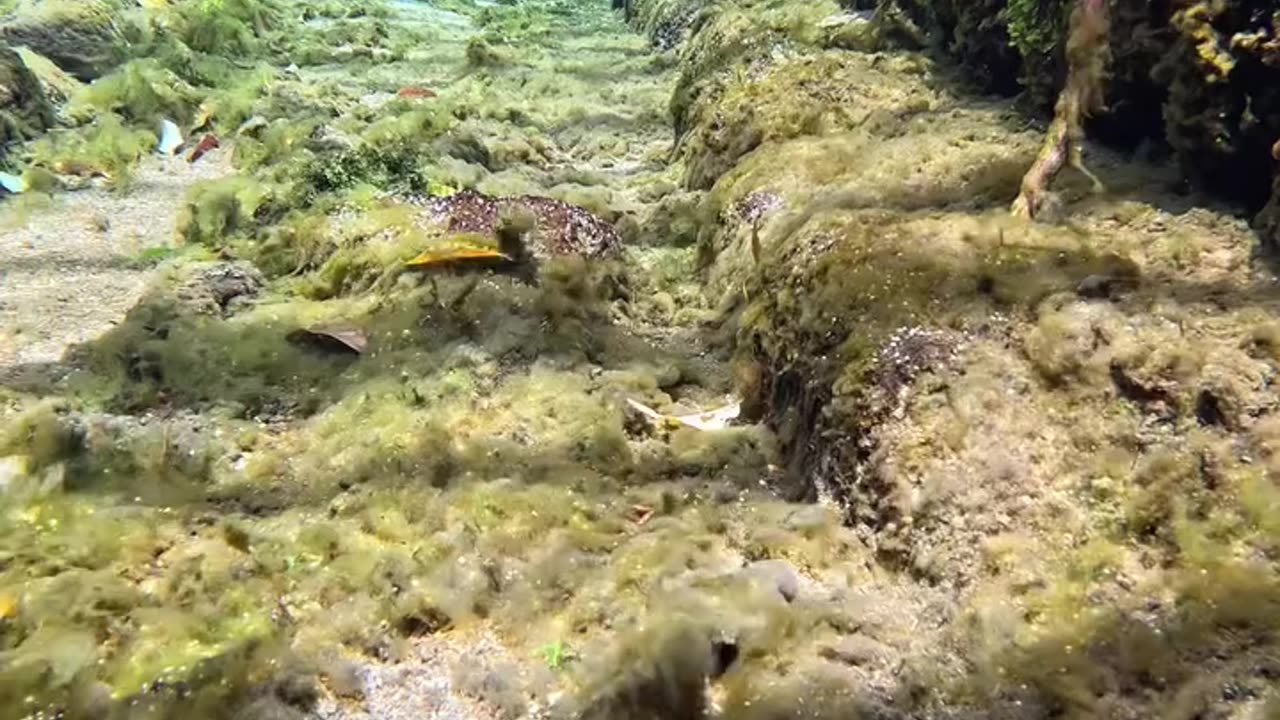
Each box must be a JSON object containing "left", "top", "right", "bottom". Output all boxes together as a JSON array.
[
  {"left": 624, "top": 504, "right": 654, "bottom": 525},
  {"left": 187, "top": 133, "right": 220, "bottom": 163},
  {"left": 405, "top": 246, "right": 512, "bottom": 270},
  {"left": 397, "top": 86, "right": 438, "bottom": 99},
  {"left": 675, "top": 401, "right": 741, "bottom": 431},
  {"left": 286, "top": 325, "right": 368, "bottom": 355},
  {"left": 625, "top": 398, "right": 741, "bottom": 431}
]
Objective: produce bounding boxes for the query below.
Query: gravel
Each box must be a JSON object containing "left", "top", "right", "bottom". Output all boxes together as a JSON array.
[
  {"left": 0, "top": 147, "right": 231, "bottom": 375},
  {"left": 310, "top": 632, "right": 515, "bottom": 720}
]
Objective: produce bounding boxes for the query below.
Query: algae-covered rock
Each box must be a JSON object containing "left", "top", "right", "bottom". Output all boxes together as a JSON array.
[
  {"left": 0, "top": 0, "right": 126, "bottom": 80},
  {"left": 174, "top": 261, "right": 266, "bottom": 317},
  {"left": 570, "top": 619, "right": 718, "bottom": 720},
  {"left": 13, "top": 44, "right": 81, "bottom": 103},
  {"left": 400, "top": 190, "right": 623, "bottom": 260},
  {"left": 632, "top": 0, "right": 1280, "bottom": 714},
  {"left": 0, "top": 42, "right": 51, "bottom": 142}
]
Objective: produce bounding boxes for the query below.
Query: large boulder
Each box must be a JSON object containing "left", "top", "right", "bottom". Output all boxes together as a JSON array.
[{"left": 0, "top": 0, "right": 126, "bottom": 81}]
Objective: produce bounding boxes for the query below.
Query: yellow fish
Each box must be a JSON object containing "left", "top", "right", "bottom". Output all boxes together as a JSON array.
[{"left": 0, "top": 591, "right": 19, "bottom": 620}]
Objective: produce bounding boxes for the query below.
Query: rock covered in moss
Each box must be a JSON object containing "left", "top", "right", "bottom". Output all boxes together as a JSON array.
[
  {"left": 634, "top": 190, "right": 704, "bottom": 246},
  {"left": 404, "top": 190, "right": 622, "bottom": 260},
  {"left": 0, "top": 0, "right": 126, "bottom": 81},
  {"left": 570, "top": 619, "right": 717, "bottom": 720},
  {"left": 174, "top": 261, "right": 266, "bottom": 317},
  {"left": 13, "top": 45, "right": 81, "bottom": 104},
  {"left": 0, "top": 43, "right": 51, "bottom": 143}
]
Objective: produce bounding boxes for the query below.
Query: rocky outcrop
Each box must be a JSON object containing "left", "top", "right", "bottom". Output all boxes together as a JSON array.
[
  {"left": 13, "top": 45, "right": 83, "bottom": 104},
  {"left": 0, "top": 43, "right": 51, "bottom": 144},
  {"left": 0, "top": 0, "right": 126, "bottom": 81},
  {"left": 631, "top": 0, "right": 1280, "bottom": 716}
]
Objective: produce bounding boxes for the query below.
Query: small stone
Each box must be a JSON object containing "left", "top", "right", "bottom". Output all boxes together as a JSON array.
[
  {"left": 820, "top": 12, "right": 880, "bottom": 52},
  {"left": 311, "top": 125, "right": 357, "bottom": 152},
  {"left": 237, "top": 115, "right": 269, "bottom": 137},
  {"left": 818, "top": 634, "right": 891, "bottom": 668},
  {"left": 175, "top": 261, "right": 266, "bottom": 316},
  {"left": 746, "top": 559, "right": 800, "bottom": 602},
  {"left": 1076, "top": 274, "right": 1114, "bottom": 299},
  {"left": 273, "top": 671, "right": 319, "bottom": 709}
]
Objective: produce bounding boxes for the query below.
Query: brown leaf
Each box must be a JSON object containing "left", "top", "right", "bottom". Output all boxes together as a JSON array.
[
  {"left": 287, "top": 325, "right": 368, "bottom": 355},
  {"left": 397, "top": 86, "right": 437, "bottom": 99},
  {"left": 625, "top": 504, "right": 654, "bottom": 525},
  {"left": 187, "top": 133, "right": 220, "bottom": 163}
]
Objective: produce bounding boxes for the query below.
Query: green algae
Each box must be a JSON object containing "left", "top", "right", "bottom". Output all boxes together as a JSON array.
[
  {"left": 167, "top": 0, "right": 285, "bottom": 57},
  {"left": 0, "top": 0, "right": 719, "bottom": 714},
  {"left": 26, "top": 113, "right": 155, "bottom": 188},
  {"left": 14, "top": 0, "right": 1280, "bottom": 718},
  {"left": 67, "top": 59, "right": 203, "bottom": 126},
  {"left": 178, "top": 176, "right": 275, "bottom": 248}
]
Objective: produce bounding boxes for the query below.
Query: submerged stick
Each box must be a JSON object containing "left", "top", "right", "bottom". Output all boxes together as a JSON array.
[{"left": 1012, "top": 0, "right": 1110, "bottom": 219}]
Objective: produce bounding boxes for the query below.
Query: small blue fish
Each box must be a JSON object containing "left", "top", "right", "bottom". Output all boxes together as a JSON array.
[
  {"left": 157, "top": 118, "right": 183, "bottom": 155},
  {"left": 0, "top": 171, "right": 27, "bottom": 194}
]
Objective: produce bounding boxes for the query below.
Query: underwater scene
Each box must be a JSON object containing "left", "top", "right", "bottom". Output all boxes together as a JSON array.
[{"left": 0, "top": 0, "right": 1279, "bottom": 717}]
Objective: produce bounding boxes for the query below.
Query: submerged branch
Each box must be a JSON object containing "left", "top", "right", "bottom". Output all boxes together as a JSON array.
[{"left": 1012, "top": 0, "right": 1110, "bottom": 219}]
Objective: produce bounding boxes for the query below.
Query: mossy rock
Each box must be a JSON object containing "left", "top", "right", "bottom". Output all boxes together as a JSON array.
[
  {"left": 681, "top": 51, "right": 933, "bottom": 190},
  {"left": 14, "top": 44, "right": 81, "bottom": 103},
  {"left": 0, "top": 0, "right": 127, "bottom": 80},
  {"left": 0, "top": 43, "right": 52, "bottom": 142},
  {"left": 666, "top": 0, "right": 839, "bottom": 140}
]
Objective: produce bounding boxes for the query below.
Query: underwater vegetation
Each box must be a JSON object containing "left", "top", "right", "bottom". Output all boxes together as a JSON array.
[
  {"left": 1, "top": 0, "right": 1280, "bottom": 717},
  {"left": 634, "top": 0, "right": 1280, "bottom": 716}
]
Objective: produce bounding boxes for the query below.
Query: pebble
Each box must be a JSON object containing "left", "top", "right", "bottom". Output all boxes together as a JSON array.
[{"left": 1076, "top": 274, "right": 1114, "bottom": 299}]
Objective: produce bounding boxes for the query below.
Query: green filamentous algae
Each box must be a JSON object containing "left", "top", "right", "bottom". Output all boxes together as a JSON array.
[{"left": 0, "top": 0, "right": 1278, "bottom": 718}]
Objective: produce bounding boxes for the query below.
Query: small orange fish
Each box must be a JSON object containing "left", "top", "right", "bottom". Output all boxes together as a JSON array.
[
  {"left": 397, "top": 86, "right": 437, "bottom": 100},
  {"left": 1272, "top": 138, "right": 1280, "bottom": 161},
  {"left": 187, "top": 133, "right": 220, "bottom": 163}
]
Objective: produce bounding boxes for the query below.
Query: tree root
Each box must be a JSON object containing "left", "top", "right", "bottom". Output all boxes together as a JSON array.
[{"left": 1012, "top": 0, "right": 1110, "bottom": 219}]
